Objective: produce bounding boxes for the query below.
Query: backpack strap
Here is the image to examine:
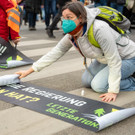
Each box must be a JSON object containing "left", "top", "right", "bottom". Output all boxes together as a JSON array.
[
  {"left": 87, "top": 17, "right": 126, "bottom": 48},
  {"left": 96, "top": 16, "right": 121, "bottom": 34},
  {"left": 87, "top": 23, "right": 100, "bottom": 48},
  {"left": 97, "top": 6, "right": 126, "bottom": 34},
  {"left": 96, "top": 16, "right": 125, "bottom": 34}
]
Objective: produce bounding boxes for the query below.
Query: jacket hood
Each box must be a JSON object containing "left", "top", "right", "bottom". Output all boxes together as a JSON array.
[{"left": 84, "top": 6, "right": 101, "bottom": 32}]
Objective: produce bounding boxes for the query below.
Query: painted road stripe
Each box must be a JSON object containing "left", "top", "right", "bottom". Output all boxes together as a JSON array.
[
  {"left": 18, "top": 40, "right": 58, "bottom": 46},
  {"left": 0, "top": 57, "right": 87, "bottom": 81},
  {"left": 21, "top": 47, "right": 76, "bottom": 57},
  {"left": 23, "top": 57, "right": 85, "bottom": 82}
]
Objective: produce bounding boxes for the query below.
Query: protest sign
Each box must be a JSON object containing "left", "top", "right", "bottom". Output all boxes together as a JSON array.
[
  {"left": 0, "top": 37, "right": 33, "bottom": 69},
  {"left": 0, "top": 82, "right": 135, "bottom": 132}
]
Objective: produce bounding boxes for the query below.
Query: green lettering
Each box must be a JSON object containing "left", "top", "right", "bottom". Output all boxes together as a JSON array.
[
  {"left": 45, "top": 108, "right": 57, "bottom": 113},
  {"left": 66, "top": 114, "right": 75, "bottom": 119},
  {"left": 55, "top": 110, "right": 64, "bottom": 116},
  {"left": 91, "top": 122, "right": 99, "bottom": 128},
  {"left": 77, "top": 118, "right": 85, "bottom": 122},
  {"left": 69, "top": 109, "right": 78, "bottom": 114},
  {"left": 72, "top": 116, "right": 79, "bottom": 121},
  {"left": 51, "top": 104, "right": 60, "bottom": 108},
  {"left": 55, "top": 111, "right": 69, "bottom": 118},
  {"left": 84, "top": 120, "right": 93, "bottom": 125},
  {"left": 56, "top": 105, "right": 63, "bottom": 109},
  {"left": 59, "top": 107, "right": 68, "bottom": 111},
  {"left": 80, "top": 119, "right": 87, "bottom": 124},
  {"left": 45, "top": 107, "right": 98, "bottom": 129},
  {"left": 46, "top": 103, "right": 54, "bottom": 107}
]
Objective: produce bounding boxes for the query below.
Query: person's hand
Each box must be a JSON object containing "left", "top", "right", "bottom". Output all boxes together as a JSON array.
[
  {"left": 15, "top": 67, "right": 34, "bottom": 79},
  {"left": 99, "top": 93, "right": 117, "bottom": 102},
  {"left": 15, "top": 70, "right": 30, "bottom": 79},
  {"left": 12, "top": 38, "right": 20, "bottom": 45}
]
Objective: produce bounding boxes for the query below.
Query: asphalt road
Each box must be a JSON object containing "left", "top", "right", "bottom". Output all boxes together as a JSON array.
[{"left": 0, "top": 20, "right": 135, "bottom": 135}]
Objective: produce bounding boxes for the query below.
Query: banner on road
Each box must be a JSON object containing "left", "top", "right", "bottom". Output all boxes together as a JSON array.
[
  {"left": 0, "top": 82, "right": 135, "bottom": 132},
  {"left": 0, "top": 37, "right": 34, "bottom": 69}
]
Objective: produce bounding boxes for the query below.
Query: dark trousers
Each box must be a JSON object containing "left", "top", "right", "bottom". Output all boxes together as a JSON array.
[
  {"left": 49, "top": 6, "right": 62, "bottom": 30},
  {"left": 130, "top": 13, "right": 135, "bottom": 25},
  {"left": 28, "top": 12, "right": 37, "bottom": 27},
  {"left": 44, "top": 0, "right": 57, "bottom": 27}
]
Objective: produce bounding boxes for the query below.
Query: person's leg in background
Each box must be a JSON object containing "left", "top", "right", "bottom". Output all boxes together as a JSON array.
[
  {"left": 110, "top": 1, "right": 124, "bottom": 13},
  {"left": 28, "top": 12, "right": 37, "bottom": 30},
  {"left": 94, "top": 0, "right": 102, "bottom": 7},
  {"left": 94, "top": 0, "right": 108, "bottom": 7},
  {"left": 100, "top": 0, "right": 108, "bottom": 6},
  {"left": 110, "top": 1, "right": 117, "bottom": 9},
  {"left": 41, "top": 5, "right": 45, "bottom": 22},
  {"left": 116, "top": 4, "right": 124, "bottom": 13},
  {"left": 130, "top": 13, "right": 135, "bottom": 25},
  {"left": 51, "top": 0, "right": 57, "bottom": 19},
  {"left": 32, "top": 12, "right": 37, "bottom": 30},
  {"left": 47, "top": 6, "right": 62, "bottom": 38},
  {"left": 50, "top": 0, "right": 58, "bottom": 30},
  {"left": 23, "top": 8, "right": 28, "bottom": 25},
  {"left": 28, "top": 12, "right": 33, "bottom": 30},
  {"left": 44, "top": 0, "right": 51, "bottom": 29},
  {"left": 129, "top": 0, "right": 135, "bottom": 29}
]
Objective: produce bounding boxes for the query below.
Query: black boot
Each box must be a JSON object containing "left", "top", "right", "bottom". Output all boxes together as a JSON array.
[{"left": 47, "top": 29, "right": 56, "bottom": 38}]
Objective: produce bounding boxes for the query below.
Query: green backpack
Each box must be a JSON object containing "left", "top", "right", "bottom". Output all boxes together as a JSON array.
[{"left": 87, "top": 6, "right": 131, "bottom": 48}]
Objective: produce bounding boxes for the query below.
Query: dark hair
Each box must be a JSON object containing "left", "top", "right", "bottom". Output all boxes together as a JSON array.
[{"left": 62, "top": 1, "right": 87, "bottom": 25}]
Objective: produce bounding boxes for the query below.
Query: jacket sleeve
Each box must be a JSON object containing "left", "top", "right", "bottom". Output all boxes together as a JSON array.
[
  {"left": 0, "top": 0, "right": 20, "bottom": 39},
  {"left": 0, "top": 0, "right": 14, "bottom": 10},
  {"left": 10, "top": 28, "right": 20, "bottom": 40},
  {"left": 94, "top": 20, "right": 122, "bottom": 93},
  {"left": 32, "top": 34, "right": 72, "bottom": 72}
]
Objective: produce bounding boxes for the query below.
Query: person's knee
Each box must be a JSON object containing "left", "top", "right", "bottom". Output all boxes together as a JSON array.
[
  {"left": 91, "top": 79, "right": 107, "bottom": 93},
  {"left": 81, "top": 73, "right": 91, "bottom": 88}
]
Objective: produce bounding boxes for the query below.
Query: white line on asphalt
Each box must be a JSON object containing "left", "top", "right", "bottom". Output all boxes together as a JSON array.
[
  {"left": 22, "top": 47, "right": 76, "bottom": 57},
  {"left": 18, "top": 40, "right": 58, "bottom": 46},
  {"left": 0, "top": 57, "right": 86, "bottom": 81},
  {"left": 21, "top": 37, "right": 27, "bottom": 39},
  {"left": 20, "top": 57, "right": 85, "bottom": 81}
]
